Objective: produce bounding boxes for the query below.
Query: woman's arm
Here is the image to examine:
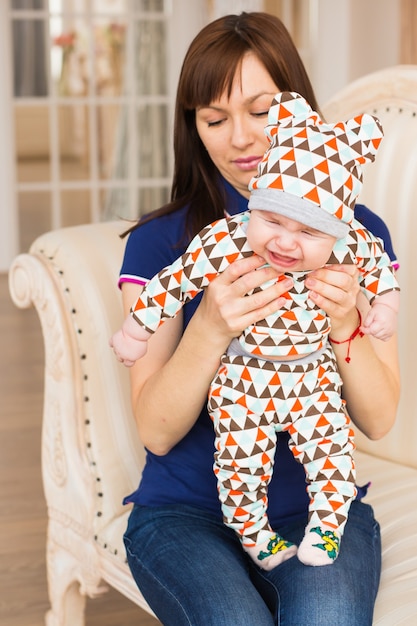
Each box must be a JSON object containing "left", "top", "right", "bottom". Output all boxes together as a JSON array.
[
  {"left": 123, "top": 255, "right": 294, "bottom": 455},
  {"left": 306, "top": 265, "right": 400, "bottom": 440}
]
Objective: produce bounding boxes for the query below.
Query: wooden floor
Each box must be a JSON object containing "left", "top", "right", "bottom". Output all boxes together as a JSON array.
[{"left": 0, "top": 272, "right": 160, "bottom": 625}]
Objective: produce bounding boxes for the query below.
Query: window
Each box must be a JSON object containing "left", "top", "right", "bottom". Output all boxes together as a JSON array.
[{"left": 11, "top": 0, "right": 172, "bottom": 252}]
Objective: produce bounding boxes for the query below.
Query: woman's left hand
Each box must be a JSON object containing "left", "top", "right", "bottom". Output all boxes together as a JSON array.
[
  {"left": 306, "top": 263, "right": 399, "bottom": 441},
  {"left": 305, "top": 264, "right": 360, "bottom": 338}
]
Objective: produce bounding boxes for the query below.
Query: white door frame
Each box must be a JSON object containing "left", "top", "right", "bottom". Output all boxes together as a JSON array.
[{"left": 0, "top": 3, "right": 18, "bottom": 273}]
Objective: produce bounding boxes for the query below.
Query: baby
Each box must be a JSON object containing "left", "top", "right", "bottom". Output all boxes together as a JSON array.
[{"left": 111, "top": 92, "right": 399, "bottom": 569}]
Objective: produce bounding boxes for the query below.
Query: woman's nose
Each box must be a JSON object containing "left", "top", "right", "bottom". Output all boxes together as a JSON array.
[{"left": 231, "top": 119, "right": 254, "bottom": 148}]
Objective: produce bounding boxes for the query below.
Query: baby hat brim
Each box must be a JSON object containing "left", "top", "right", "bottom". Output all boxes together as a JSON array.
[{"left": 248, "top": 188, "right": 349, "bottom": 238}]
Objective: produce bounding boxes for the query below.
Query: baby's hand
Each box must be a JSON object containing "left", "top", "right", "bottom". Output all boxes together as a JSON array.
[
  {"left": 110, "top": 315, "right": 151, "bottom": 367},
  {"left": 361, "top": 302, "right": 398, "bottom": 342}
]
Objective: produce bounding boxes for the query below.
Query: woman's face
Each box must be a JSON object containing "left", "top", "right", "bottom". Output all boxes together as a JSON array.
[{"left": 195, "top": 53, "right": 279, "bottom": 199}]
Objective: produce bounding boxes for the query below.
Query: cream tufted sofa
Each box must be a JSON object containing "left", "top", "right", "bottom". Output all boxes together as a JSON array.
[{"left": 8, "top": 66, "right": 417, "bottom": 625}]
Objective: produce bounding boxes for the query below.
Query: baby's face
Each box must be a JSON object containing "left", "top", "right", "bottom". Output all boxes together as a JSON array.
[{"left": 246, "top": 210, "right": 337, "bottom": 273}]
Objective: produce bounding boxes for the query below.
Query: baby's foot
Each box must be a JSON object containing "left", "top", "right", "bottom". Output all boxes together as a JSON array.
[
  {"left": 298, "top": 523, "right": 340, "bottom": 566},
  {"left": 245, "top": 534, "right": 297, "bottom": 571}
]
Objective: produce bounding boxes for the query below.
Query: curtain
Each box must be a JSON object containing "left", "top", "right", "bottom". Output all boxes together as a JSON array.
[{"left": 12, "top": 0, "right": 48, "bottom": 97}]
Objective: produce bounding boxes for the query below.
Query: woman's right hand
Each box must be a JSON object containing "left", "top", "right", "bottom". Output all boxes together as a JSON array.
[
  {"left": 198, "top": 254, "right": 293, "bottom": 343},
  {"left": 123, "top": 255, "right": 292, "bottom": 455}
]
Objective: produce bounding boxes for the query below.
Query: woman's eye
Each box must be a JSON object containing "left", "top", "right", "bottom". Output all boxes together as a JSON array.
[
  {"left": 207, "top": 119, "right": 224, "bottom": 127},
  {"left": 253, "top": 110, "right": 269, "bottom": 118}
]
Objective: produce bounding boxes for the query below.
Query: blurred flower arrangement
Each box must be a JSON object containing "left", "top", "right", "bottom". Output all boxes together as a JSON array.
[
  {"left": 53, "top": 23, "right": 126, "bottom": 96},
  {"left": 95, "top": 22, "right": 126, "bottom": 93}
]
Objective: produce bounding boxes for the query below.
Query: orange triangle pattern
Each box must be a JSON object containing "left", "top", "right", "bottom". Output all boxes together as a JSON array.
[
  {"left": 249, "top": 91, "right": 385, "bottom": 230},
  {"left": 209, "top": 345, "right": 357, "bottom": 548}
]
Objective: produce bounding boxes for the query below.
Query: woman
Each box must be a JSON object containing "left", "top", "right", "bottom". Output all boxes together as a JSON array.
[{"left": 119, "top": 12, "right": 400, "bottom": 626}]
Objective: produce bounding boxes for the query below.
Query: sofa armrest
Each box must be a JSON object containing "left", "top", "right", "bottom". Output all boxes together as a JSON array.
[{"left": 8, "top": 221, "right": 145, "bottom": 556}]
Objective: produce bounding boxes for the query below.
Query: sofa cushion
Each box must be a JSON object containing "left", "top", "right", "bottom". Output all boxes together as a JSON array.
[{"left": 355, "top": 450, "right": 417, "bottom": 624}]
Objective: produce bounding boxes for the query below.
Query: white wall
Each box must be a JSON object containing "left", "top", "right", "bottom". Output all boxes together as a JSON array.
[{"left": 312, "top": 0, "right": 400, "bottom": 105}]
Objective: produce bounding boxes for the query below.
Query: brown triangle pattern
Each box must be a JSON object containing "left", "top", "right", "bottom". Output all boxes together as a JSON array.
[
  {"left": 134, "top": 211, "right": 396, "bottom": 360},
  {"left": 248, "top": 92, "right": 385, "bottom": 228},
  {"left": 209, "top": 347, "right": 357, "bottom": 546}
]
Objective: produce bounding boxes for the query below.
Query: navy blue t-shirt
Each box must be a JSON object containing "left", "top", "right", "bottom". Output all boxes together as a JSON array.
[{"left": 120, "top": 179, "right": 398, "bottom": 526}]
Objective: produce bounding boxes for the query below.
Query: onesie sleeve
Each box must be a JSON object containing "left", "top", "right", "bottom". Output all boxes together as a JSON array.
[
  {"left": 354, "top": 203, "right": 399, "bottom": 269},
  {"left": 348, "top": 219, "right": 400, "bottom": 304},
  {"left": 131, "top": 215, "right": 252, "bottom": 333}
]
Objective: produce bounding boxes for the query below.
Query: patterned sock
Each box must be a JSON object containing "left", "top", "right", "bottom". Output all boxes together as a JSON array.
[
  {"left": 297, "top": 522, "right": 341, "bottom": 566},
  {"left": 244, "top": 533, "right": 297, "bottom": 571}
]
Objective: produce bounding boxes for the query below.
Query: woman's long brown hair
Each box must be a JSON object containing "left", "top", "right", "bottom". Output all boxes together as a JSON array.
[{"left": 126, "top": 12, "right": 320, "bottom": 241}]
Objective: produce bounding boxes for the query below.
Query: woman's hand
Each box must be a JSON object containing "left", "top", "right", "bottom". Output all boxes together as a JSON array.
[
  {"left": 305, "top": 264, "right": 360, "bottom": 339},
  {"left": 305, "top": 263, "right": 399, "bottom": 440},
  {"left": 199, "top": 254, "right": 293, "bottom": 343}
]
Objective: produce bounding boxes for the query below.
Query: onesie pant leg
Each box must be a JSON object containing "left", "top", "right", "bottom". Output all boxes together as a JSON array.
[
  {"left": 287, "top": 353, "right": 357, "bottom": 566},
  {"left": 208, "top": 348, "right": 357, "bottom": 570},
  {"left": 208, "top": 356, "right": 297, "bottom": 571}
]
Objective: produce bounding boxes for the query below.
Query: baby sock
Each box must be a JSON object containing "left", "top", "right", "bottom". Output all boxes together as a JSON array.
[
  {"left": 297, "top": 522, "right": 341, "bottom": 566},
  {"left": 244, "top": 533, "right": 297, "bottom": 571}
]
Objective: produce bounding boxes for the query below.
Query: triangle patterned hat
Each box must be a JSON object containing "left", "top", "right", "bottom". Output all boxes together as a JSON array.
[{"left": 248, "top": 92, "right": 384, "bottom": 238}]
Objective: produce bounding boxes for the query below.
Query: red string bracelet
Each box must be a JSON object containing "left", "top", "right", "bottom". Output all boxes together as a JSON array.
[{"left": 328, "top": 308, "right": 364, "bottom": 363}]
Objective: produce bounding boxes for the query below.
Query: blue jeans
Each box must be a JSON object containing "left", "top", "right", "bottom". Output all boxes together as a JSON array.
[{"left": 123, "top": 500, "right": 381, "bottom": 626}]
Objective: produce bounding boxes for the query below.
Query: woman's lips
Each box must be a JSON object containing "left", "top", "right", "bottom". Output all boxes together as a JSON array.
[{"left": 233, "top": 156, "right": 262, "bottom": 172}]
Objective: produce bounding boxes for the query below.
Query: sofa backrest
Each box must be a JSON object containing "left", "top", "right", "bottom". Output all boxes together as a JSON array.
[{"left": 323, "top": 65, "right": 417, "bottom": 468}]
